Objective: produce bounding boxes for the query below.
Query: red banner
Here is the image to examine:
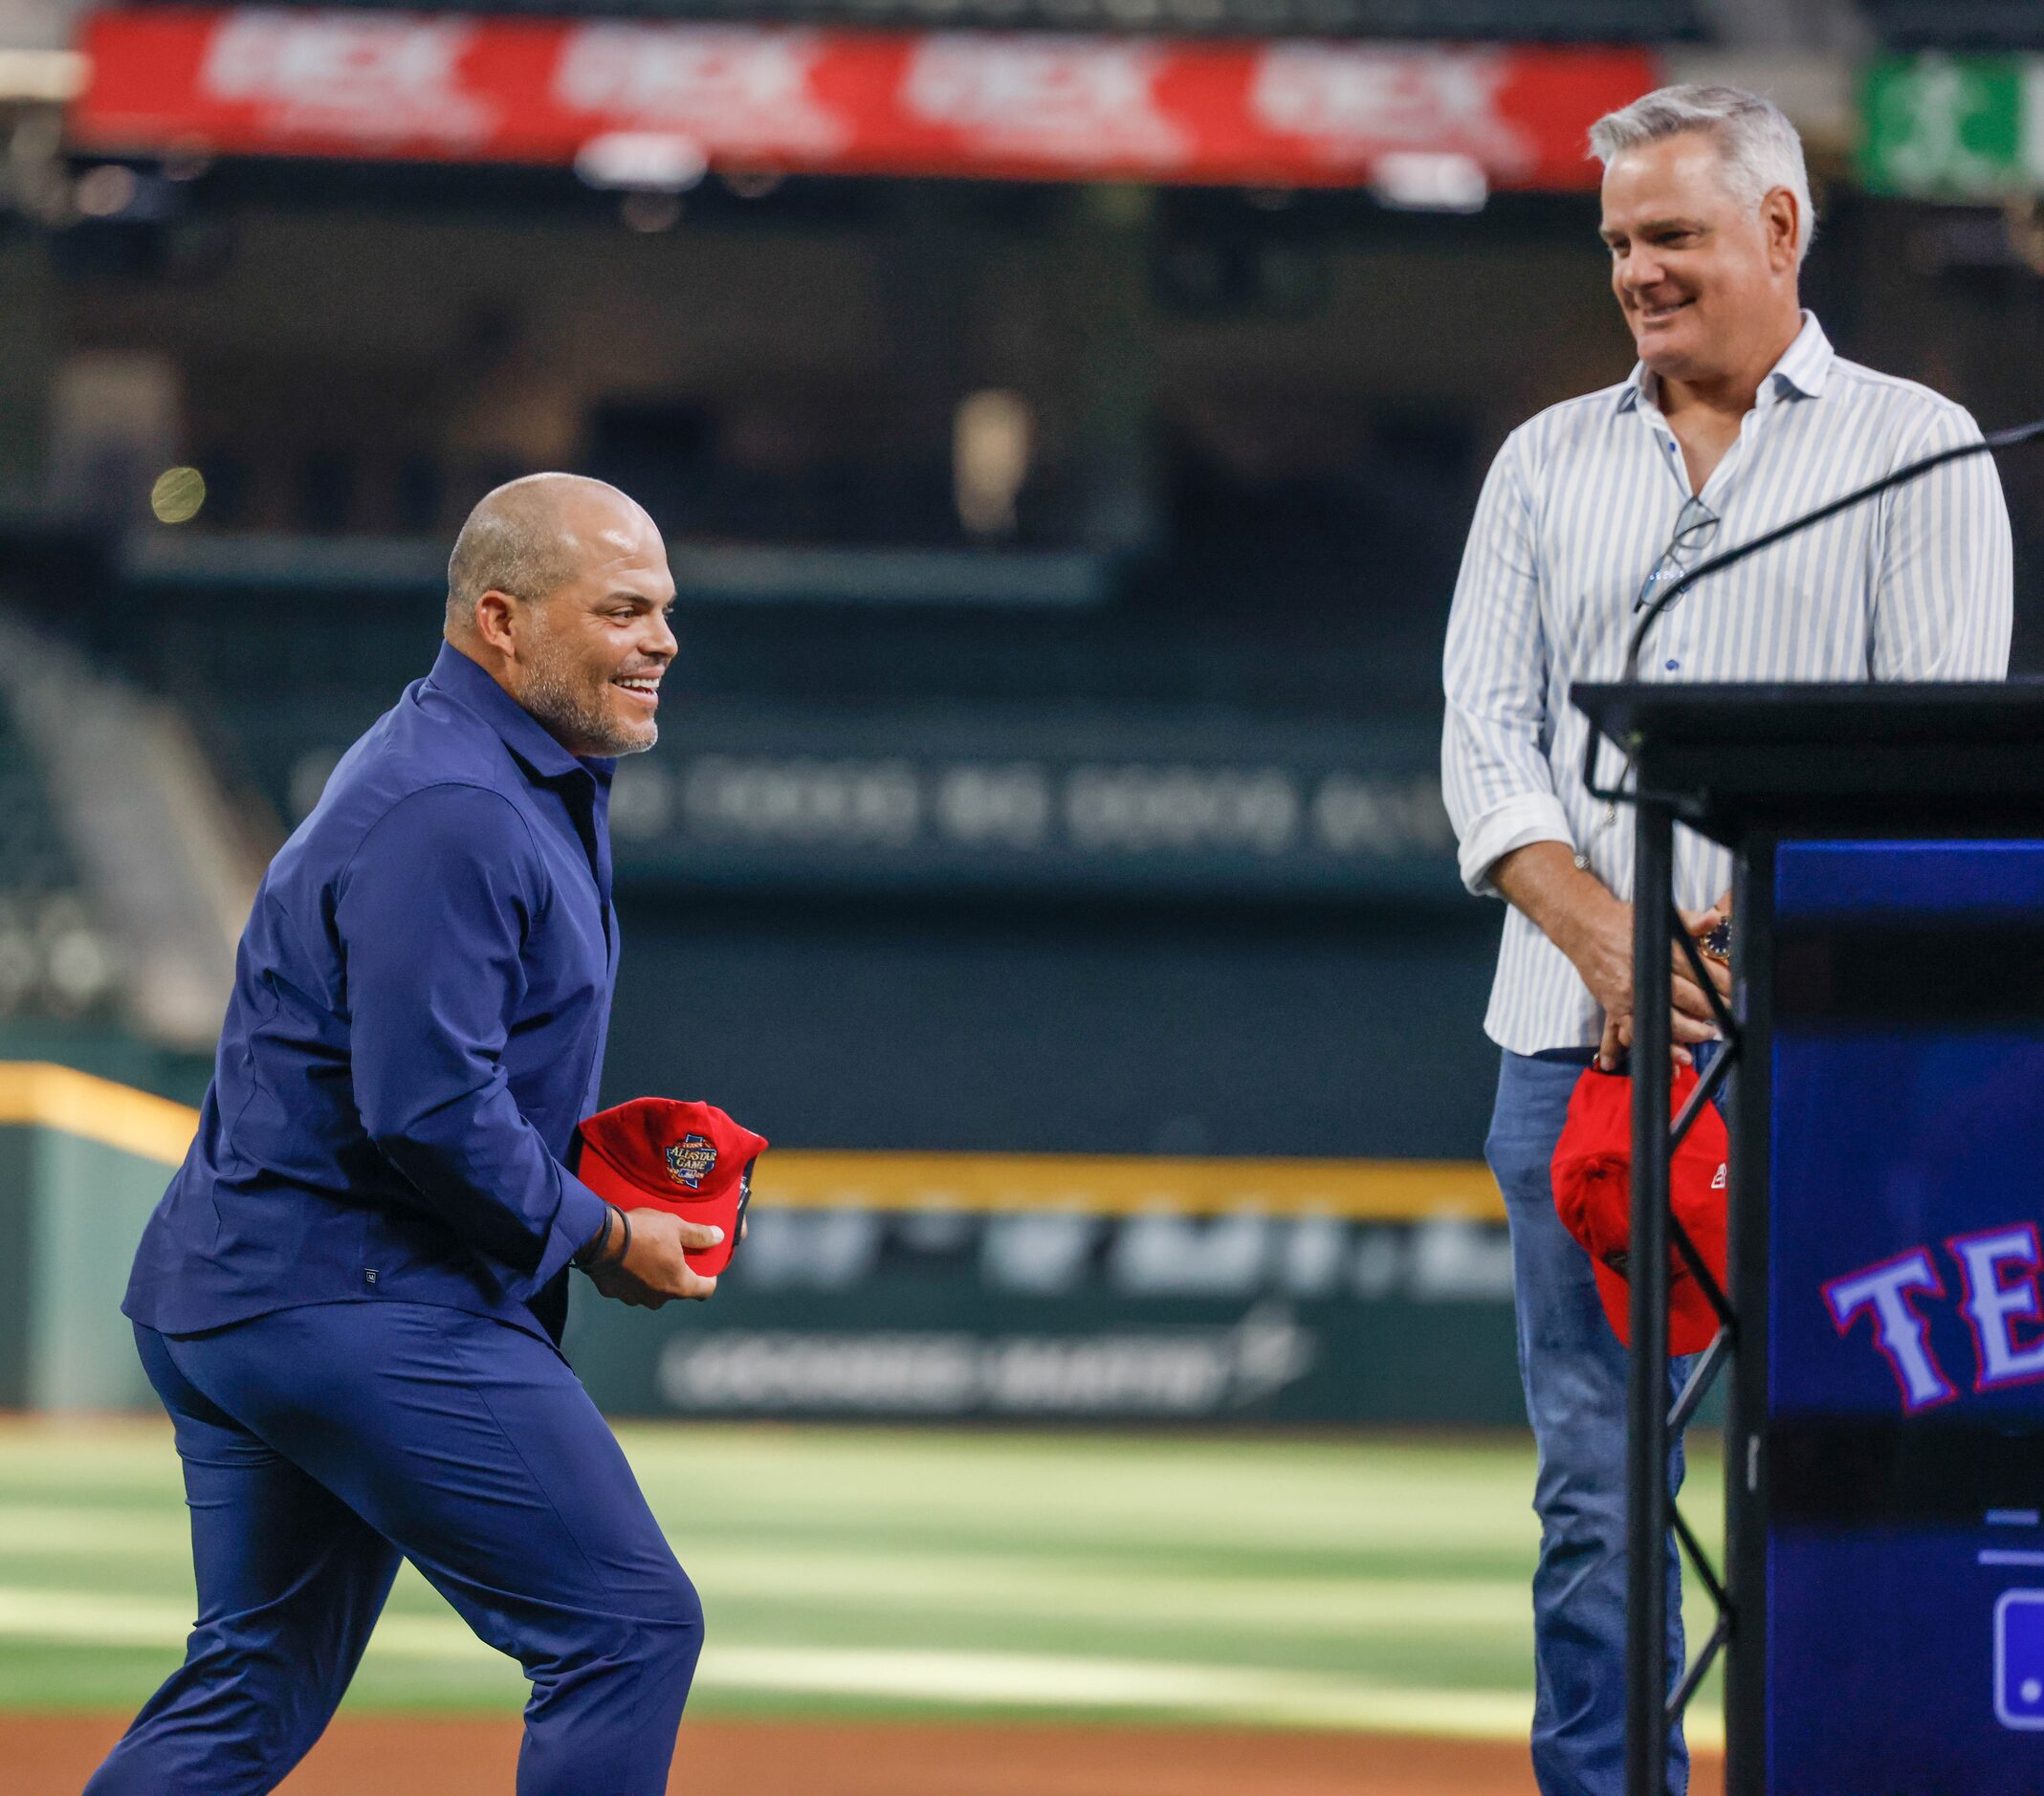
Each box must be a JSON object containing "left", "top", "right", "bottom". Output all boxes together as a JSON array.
[{"left": 73, "top": 10, "right": 1655, "bottom": 189}]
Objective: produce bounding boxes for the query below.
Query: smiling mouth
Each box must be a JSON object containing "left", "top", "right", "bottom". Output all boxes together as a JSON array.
[
  {"left": 1637, "top": 296, "right": 1695, "bottom": 325},
  {"left": 612, "top": 675, "right": 662, "bottom": 708}
]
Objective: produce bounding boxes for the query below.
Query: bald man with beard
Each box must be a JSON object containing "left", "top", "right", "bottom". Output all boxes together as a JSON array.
[{"left": 93, "top": 476, "right": 721, "bottom": 1796}]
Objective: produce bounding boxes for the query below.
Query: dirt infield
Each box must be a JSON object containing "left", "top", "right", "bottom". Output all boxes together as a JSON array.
[{"left": 7, "top": 1714, "right": 1725, "bottom": 1794}]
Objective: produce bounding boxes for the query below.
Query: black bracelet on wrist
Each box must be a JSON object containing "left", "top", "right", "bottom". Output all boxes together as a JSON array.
[
  {"left": 610, "top": 1206, "right": 632, "bottom": 1269},
  {"left": 573, "top": 1206, "right": 615, "bottom": 1271}
]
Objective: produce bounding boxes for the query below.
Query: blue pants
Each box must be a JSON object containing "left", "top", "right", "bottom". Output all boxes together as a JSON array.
[
  {"left": 87, "top": 1302, "right": 701, "bottom": 1796},
  {"left": 1488, "top": 1051, "right": 1694, "bottom": 1796}
]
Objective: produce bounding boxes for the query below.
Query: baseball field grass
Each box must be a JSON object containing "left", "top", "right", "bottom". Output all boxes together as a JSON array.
[{"left": 0, "top": 1416, "right": 1725, "bottom": 1747}]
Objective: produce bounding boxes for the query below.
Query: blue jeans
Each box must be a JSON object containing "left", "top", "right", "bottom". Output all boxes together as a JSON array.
[{"left": 1488, "top": 1050, "right": 1694, "bottom": 1796}]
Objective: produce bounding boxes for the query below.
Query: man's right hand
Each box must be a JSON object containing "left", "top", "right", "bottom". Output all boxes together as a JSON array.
[
  {"left": 1490, "top": 843, "right": 1728, "bottom": 1069},
  {"left": 587, "top": 1208, "right": 722, "bottom": 1309}
]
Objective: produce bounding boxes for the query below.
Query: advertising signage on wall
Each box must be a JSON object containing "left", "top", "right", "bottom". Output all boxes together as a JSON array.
[
  {"left": 604, "top": 745, "right": 1460, "bottom": 899},
  {"left": 73, "top": 11, "right": 1655, "bottom": 189},
  {"left": 283, "top": 704, "right": 1463, "bottom": 901},
  {"left": 7, "top": 1062, "right": 1526, "bottom": 1421},
  {"left": 563, "top": 1149, "right": 1530, "bottom": 1425}
]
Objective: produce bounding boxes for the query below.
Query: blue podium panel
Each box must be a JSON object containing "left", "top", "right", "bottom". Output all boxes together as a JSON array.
[{"left": 1769, "top": 842, "right": 2044, "bottom": 1795}]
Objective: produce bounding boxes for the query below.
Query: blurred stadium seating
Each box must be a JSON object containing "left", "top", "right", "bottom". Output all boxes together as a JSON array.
[
  {"left": 1861, "top": 0, "right": 2043, "bottom": 50},
  {"left": 0, "top": 689, "right": 114, "bottom": 1025},
  {"left": 3, "top": 0, "right": 2040, "bottom": 1173},
  {"left": 0, "top": 0, "right": 2034, "bottom": 1413},
  {"left": 1, "top": 4, "right": 2040, "bottom": 1785}
]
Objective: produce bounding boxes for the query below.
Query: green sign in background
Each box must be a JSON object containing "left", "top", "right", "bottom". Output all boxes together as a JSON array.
[{"left": 1862, "top": 55, "right": 2044, "bottom": 199}]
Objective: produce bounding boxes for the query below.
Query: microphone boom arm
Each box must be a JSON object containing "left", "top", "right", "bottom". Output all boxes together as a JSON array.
[{"left": 1583, "top": 414, "right": 2044, "bottom": 805}]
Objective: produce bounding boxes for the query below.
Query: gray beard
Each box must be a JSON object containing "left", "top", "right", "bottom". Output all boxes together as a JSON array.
[{"left": 521, "top": 653, "right": 654, "bottom": 758}]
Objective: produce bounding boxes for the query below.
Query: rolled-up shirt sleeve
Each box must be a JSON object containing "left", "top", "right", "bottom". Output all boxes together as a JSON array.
[
  {"left": 1442, "top": 428, "right": 1574, "bottom": 896},
  {"left": 337, "top": 783, "right": 612, "bottom": 1297},
  {"left": 1871, "top": 403, "right": 2014, "bottom": 681}
]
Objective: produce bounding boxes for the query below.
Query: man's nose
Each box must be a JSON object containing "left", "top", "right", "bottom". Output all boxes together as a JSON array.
[
  {"left": 646, "top": 608, "right": 678, "bottom": 660},
  {"left": 1622, "top": 250, "right": 1667, "bottom": 294}
]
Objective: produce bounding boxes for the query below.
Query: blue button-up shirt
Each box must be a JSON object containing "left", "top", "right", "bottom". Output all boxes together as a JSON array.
[{"left": 126, "top": 642, "right": 620, "bottom": 1345}]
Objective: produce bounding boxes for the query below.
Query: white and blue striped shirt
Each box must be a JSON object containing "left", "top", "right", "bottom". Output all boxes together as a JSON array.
[{"left": 1442, "top": 312, "right": 2013, "bottom": 1055}]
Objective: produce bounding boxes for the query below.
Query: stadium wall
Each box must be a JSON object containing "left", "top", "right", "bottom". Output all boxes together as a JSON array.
[
  {"left": 0, "top": 1062, "right": 197, "bottom": 1409},
  {"left": 0, "top": 1059, "right": 1542, "bottom": 1424}
]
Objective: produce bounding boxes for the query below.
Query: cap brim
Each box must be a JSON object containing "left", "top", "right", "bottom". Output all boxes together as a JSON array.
[{"left": 1591, "top": 1258, "right": 1720, "bottom": 1356}]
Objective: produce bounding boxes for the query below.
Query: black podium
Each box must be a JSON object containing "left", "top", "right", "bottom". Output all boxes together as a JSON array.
[{"left": 1571, "top": 682, "right": 2044, "bottom": 1796}]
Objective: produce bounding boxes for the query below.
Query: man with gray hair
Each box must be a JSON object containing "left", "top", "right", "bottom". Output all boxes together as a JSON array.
[{"left": 1441, "top": 84, "right": 2011, "bottom": 1794}]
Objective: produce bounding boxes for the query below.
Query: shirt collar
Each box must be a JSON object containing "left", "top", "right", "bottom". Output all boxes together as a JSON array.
[
  {"left": 427, "top": 641, "right": 617, "bottom": 789},
  {"left": 1769, "top": 310, "right": 1833, "bottom": 399},
  {"left": 1615, "top": 309, "right": 1834, "bottom": 413}
]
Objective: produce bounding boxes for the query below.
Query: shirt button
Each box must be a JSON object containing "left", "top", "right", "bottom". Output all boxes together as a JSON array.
[{"left": 1665, "top": 659, "right": 1680, "bottom": 671}]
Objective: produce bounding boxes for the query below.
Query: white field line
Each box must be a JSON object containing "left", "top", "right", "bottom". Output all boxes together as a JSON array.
[
  {"left": 0, "top": 1506, "right": 194, "bottom": 1557},
  {"left": 0, "top": 1482, "right": 1553, "bottom": 1558},
  {"left": 0, "top": 1586, "right": 1724, "bottom": 1747},
  {"left": 0, "top": 1506, "right": 1531, "bottom": 1638},
  {"left": 651, "top": 1488, "right": 1541, "bottom": 1555},
  {"left": 692, "top": 1549, "right": 1533, "bottom": 1635},
  {"left": 705, "top": 1645, "right": 1548, "bottom": 1740}
]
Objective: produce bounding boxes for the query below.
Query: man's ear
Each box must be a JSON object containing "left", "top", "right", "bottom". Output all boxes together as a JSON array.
[
  {"left": 1763, "top": 186, "right": 1800, "bottom": 273},
  {"left": 473, "top": 589, "right": 522, "bottom": 658}
]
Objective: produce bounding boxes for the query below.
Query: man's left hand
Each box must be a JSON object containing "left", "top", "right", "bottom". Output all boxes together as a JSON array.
[
  {"left": 1597, "top": 900, "right": 1733, "bottom": 1069},
  {"left": 586, "top": 1215, "right": 748, "bottom": 1310}
]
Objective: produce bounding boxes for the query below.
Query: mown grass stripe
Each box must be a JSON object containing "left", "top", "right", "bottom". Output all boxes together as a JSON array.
[
  {"left": 0, "top": 1421, "right": 1725, "bottom": 1739},
  {"left": 0, "top": 1591, "right": 1722, "bottom": 1745}
]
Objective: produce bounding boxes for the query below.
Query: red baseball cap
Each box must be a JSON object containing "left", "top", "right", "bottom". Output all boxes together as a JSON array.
[
  {"left": 1550, "top": 1063, "right": 1728, "bottom": 1355},
  {"left": 571, "top": 1100, "right": 769, "bottom": 1278}
]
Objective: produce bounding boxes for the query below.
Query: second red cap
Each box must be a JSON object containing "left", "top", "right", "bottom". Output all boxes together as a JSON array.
[{"left": 1549, "top": 1062, "right": 1727, "bottom": 1356}]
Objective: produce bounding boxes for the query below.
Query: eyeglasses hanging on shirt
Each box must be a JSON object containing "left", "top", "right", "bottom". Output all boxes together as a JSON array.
[
  {"left": 1577, "top": 496, "right": 1725, "bottom": 871},
  {"left": 1634, "top": 495, "right": 1721, "bottom": 614},
  {"left": 1580, "top": 408, "right": 2044, "bottom": 842}
]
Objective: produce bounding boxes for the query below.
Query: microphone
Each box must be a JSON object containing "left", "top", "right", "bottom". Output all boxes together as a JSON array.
[
  {"left": 1585, "top": 412, "right": 2044, "bottom": 803},
  {"left": 1624, "top": 414, "right": 2044, "bottom": 681}
]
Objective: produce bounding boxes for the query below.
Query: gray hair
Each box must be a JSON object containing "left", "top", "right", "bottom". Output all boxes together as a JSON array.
[{"left": 1590, "top": 83, "right": 1814, "bottom": 264}]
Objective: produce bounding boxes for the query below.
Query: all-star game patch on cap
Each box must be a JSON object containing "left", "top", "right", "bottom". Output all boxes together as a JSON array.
[
  {"left": 1549, "top": 1062, "right": 1728, "bottom": 1356},
  {"left": 571, "top": 1100, "right": 769, "bottom": 1278}
]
